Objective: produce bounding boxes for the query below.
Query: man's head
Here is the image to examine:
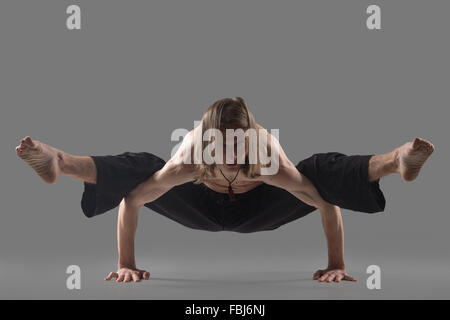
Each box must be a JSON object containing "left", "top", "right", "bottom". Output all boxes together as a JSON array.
[{"left": 192, "top": 97, "right": 262, "bottom": 184}]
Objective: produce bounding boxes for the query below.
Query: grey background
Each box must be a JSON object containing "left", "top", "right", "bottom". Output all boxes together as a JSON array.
[{"left": 1, "top": 0, "right": 448, "bottom": 299}]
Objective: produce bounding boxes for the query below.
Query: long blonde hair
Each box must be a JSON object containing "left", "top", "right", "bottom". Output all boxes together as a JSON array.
[{"left": 192, "top": 97, "right": 263, "bottom": 184}]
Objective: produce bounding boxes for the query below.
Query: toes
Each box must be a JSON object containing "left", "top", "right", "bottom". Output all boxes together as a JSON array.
[
  {"left": 412, "top": 138, "right": 421, "bottom": 150},
  {"left": 412, "top": 138, "right": 426, "bottom": 150},
  {"left": 423, "top": 140, "right": 434, "bottom": 153},
  {"left": 415, "top": 137, "right": 425, "bottom": 145},
  {"left": 18, "top": 137, "right": 38, "bottom": 152},
  {"left": 24, "top": 136, "right": 34, "bottom": 147},
  {"left": 18, "top": 142, "right": 28, "bottom": 152},
  {"left": 421, "top": 142, "right": 434, "bottom": 154},
  {"left": 16, "top": 145, "right": 26, "bottom": 153},
  {"left": 412, "top": 138, "right": 434, "bottom": 154},
  {"left": 20, "top": 140, "right": 28, "bottom": 148}
]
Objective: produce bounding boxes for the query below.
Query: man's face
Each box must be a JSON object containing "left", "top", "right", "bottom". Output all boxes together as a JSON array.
[{"left": 219, "top": 125, "right": 249, "bottom": 170}]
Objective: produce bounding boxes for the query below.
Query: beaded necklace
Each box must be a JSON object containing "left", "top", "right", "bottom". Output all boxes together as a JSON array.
[{"left": 219, "top": 167, "right": 241, "bottom": 202}]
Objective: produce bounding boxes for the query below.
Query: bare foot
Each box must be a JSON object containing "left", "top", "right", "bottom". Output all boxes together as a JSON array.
[
  {"left": 15, "top": 136, "right": 64, "bottom": 184},
  {"left": 395, "top": 137, "right": 435, "bottom": 182}
]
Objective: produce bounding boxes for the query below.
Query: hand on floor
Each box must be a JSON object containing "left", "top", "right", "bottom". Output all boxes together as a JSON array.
[
  {"left": 104, "top": 267, "right": 150, "bottom": 283},
  {"left": 313, "top": 268, "right": 357, "bottom": 283}
]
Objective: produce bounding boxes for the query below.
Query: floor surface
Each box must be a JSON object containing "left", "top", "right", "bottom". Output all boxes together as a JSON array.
[{"left": 1, "top": 254, "right": 449, "bottom": 299}]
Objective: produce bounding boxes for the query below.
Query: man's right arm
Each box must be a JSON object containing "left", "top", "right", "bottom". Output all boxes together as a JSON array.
[
  {"left": 124, "top": 129, "right": 196, "bottom": 207},
  {"left": 124, "top": 158, "right": 194, "bottom": 207},
  {"left": 105, "top": 131, "right": 196, "bottom": 282}
]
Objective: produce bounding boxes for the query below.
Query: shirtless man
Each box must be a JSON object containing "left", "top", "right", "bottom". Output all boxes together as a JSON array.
[{"left": 15, "top": 97, "right": 435, "bottom": 284}]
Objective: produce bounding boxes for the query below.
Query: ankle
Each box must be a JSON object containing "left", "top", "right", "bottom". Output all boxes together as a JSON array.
[
  {"left": 389, "top": 149, "right": 400, "bottom": 174},
  {"left": 58, "top": 151, "right": 74, "bottom": 174}
]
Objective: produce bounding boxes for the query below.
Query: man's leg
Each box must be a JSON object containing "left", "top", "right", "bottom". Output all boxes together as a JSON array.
[
  {"left": 15, "top": 136, "right": 97, "bottom": 184},
  {"left": 368, "top": 137, "right": 435, "bottom": 182}
]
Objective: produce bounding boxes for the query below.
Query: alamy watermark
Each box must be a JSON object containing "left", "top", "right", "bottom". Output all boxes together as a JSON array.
[
  {"left": 65, "top": 4, "right": 381, "bottom": 31},
  {"left": 66, "top": 264, "right": 81, "bottom": 290},
  {"left": 366, "top": 264, "right": 381, "bottom": 290},
  {"left": 170, "top": 121, "right": 280, "bottom": 175}
]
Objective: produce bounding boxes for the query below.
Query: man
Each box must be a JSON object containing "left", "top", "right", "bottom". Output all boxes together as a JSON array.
[{"left": 15, "top": 97, "right": 435, "bottom": 284}]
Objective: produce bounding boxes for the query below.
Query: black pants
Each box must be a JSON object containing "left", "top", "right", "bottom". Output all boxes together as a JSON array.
[{"left": 81, "top": 151, "right": 386, "bottom": 233}]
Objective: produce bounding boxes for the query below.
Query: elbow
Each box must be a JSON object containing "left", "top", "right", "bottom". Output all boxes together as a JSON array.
[
  {"left": 122, "top": 193, "right": 144, "bottom": 209},
  {"left": 318, "top": 201, "right": 340, "bottom": 215}
]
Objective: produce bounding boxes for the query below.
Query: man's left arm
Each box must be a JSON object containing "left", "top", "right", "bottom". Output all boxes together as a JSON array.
[
  {"left": 263, "top": 163, "right": 357, "bottom": 283},
  {"left": 315, "top": 204, "right": 357, "bottom": 283},
  {"left": 257, "top": 129, "right": 356, "bottom": 282}
]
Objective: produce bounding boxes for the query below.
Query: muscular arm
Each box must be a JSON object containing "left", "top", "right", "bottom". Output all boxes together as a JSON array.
[
  {"left": 257, "top": 129, "right": 346, "bottom": 276},
  {"left": 116, "top": 158, "right": 195, "bottom": 271},
  {"left": 262, "top": 159, "right": 347, "bottom": 276},
  {"left": 256, "top": 124, "right": 328, "bottom": 209},
  {"left": 319, "top": 204, "right": 345, "bottom": 269},
  {"left": 106, "top": 131, "right": 196, "bottom": 282}
]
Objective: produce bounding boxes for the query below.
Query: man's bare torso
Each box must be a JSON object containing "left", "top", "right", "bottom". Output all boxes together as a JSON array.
[
  {"left": 171, "top": 123, "right": 287, "bottom": 195},
  {"left": 202, "top": 167, "right": 264, "bottom": 194}
]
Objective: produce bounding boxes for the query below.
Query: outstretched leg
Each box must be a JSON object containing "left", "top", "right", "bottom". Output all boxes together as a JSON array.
[
  {"left": 15, "top": 136, "right": 97, "bottom": 184},
  {"left": 368, "top": 137, "right": 435, "bottom": 182}
]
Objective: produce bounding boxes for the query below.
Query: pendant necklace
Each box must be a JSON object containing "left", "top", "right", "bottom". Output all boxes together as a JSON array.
[{"left": 219, "top": 167, "right": 241, "bottom": 202}]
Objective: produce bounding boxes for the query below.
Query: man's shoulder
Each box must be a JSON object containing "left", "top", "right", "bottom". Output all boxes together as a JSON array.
[
  {"left": 163, "top": 154, "right": 196, "bottom": 185},
  {"left": 258, "top": 156, "right": 301, "bottom": 191},
  {"left": 170, "top": 129, "right": 197, "bottom": 164}
]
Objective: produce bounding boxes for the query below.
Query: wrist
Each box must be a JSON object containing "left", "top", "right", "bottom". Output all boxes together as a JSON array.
[
  {"left": 327, "top": 262, "right": 346, "bottom": 270},
  {"left": 118, "top": 261, "right": 136, "bottom": 270}
]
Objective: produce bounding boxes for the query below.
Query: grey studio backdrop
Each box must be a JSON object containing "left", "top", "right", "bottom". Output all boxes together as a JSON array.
[{"left": 0, "top": 0, "right": 448, "bottom": 299}]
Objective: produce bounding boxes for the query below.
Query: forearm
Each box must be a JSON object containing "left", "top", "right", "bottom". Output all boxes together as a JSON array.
[
  {"left": 115, "top": 170, "right": 174, "bottom": 268},
  {"left": 289, "top": 187, "right": 345, "bottom": 267},
  {"left": 320, "top": 204, "right": 345, "bottom": 269},
  {"left": 117, "top": 199, "right": 140, "bottom": 269}
]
